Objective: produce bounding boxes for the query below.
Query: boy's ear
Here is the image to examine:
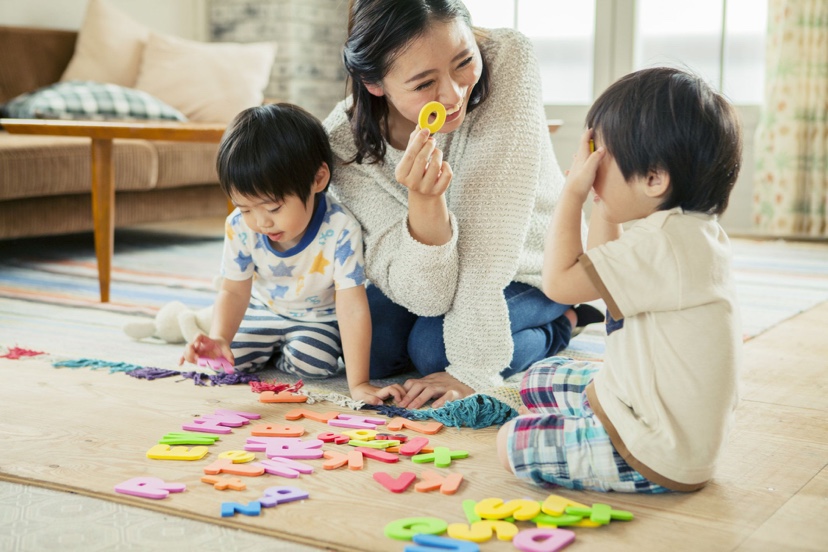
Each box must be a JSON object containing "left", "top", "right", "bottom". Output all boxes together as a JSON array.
[
  {"left": 364, "top": 81, "right": 384, "bottom": 97},
  {"left": 644, "top": 169, "right": 671, "bottom": 199},
  {"left": 312, "top": 162, "right": 330, "bottom": 193}
]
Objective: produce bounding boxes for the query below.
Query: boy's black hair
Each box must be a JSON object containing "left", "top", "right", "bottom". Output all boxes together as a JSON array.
[
  {"left": 586, "top": 67, "right": 742, "bottom": 216},
  {"left": 216, "top": 103, "right": 334, "bottom": 204}
]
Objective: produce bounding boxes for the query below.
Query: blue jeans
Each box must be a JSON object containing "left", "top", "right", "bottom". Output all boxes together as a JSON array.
[{"left": 367, "top": 281, "right": 572, "bottom": 380}]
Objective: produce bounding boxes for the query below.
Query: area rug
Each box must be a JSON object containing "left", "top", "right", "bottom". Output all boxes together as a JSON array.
[{"left": 2, "top": 231, "right": 827, "bottom": 360}]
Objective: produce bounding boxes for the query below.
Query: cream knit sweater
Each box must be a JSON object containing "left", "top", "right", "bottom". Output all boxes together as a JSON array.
[{"left": 323, "top": 28, "right": 566, "bottom": 395}]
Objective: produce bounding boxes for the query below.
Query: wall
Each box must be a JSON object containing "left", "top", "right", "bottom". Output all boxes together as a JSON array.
[
  {"left": 0, "top": 0, "right": 207, "bottom": 40},
  {"left": 208, "top": 0, "right": 348, "bottom": 120}
]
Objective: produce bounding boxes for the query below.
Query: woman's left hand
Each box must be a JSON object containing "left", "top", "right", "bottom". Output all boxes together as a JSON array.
[{"left": 399, "top": 372, "right": 474, "bottom": 410}]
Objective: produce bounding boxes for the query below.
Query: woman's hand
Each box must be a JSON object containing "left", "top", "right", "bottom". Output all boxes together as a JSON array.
[
  {"left": 180, "top": 334, "right": 233, "bottom": 367},
  {"left": 395, "top": 127, "right": 453, "bottom": 199},
  {"left": 399, "top": 372, "right": 474, "bottom": 410},
  {"left": 395, "top": 127, "right": 453, "bottom": 246},
  {"left": 350, "top": 382, "right": 406, "bottom": 406}
]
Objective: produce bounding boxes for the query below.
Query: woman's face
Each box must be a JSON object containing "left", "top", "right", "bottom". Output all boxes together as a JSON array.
[{"left": 367, "top": 17, "right": 483, "bottom": 138}]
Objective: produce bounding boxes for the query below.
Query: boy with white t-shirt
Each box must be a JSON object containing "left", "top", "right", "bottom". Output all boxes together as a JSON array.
[
  {"left": 497, "top": 67, "right": 743, "bottom": 492},
  {"left": 181, "top": 103, "right": 404, "bottom": 406}
]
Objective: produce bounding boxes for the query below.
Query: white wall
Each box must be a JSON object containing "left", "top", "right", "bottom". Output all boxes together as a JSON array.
[{"left": 0, "top": 0, "right": 208, "bottom": 40}]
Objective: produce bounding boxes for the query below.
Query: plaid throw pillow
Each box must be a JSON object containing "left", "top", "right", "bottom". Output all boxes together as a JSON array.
[{"left": 1, "top": 80, "right": 187, "bottom": 121}]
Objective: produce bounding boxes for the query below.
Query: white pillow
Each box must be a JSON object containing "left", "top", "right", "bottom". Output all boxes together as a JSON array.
[
  {"left": 134, "top": 32, "right": 277, "bottom": 123},
  {"left": 60, "top": 0, "right": 149, "bottom": 87}
]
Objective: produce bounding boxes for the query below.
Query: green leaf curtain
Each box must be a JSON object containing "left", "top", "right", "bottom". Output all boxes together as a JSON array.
[{"left": 753, "top": 0, "right": 828, "bottom": 236}]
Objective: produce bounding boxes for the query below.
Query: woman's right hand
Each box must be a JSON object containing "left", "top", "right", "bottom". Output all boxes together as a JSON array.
[
  {"left": 179, "top": 334, "right": 233, "bottom": 366},
  {"left": 395, "top": 127, "right": 453, "bottom": 199},
  {"left": 395, "top": 127, "right": 454, "bottom": 246}
]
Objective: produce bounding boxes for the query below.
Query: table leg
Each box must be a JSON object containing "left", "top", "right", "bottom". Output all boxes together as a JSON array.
[{"left": 90, "top": 138, "right": 114, "bottom": 303}]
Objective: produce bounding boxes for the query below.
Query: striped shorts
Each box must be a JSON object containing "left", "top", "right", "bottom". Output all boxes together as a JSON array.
[
  {"left": 505, "top": 357, "right": 669, "bottom": 493},
  {"left": 231, "top": 298, "right": 343, "bottom": 378}
]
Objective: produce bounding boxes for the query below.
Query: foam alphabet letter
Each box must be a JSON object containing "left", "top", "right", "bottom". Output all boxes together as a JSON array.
[
  {"left": 217, "top": 450, "right": 256, "bottom": 463},
  {"left": 447, "top": 521, "right": 518, "bottom": 543},
  {"left": 259, "top": 485, "right": 309, "bottom": 507},
  {"left": 220, "top": 501, "right": 261, "bottom": 517},
  {"left": 475, "top": 498, "right": 540, "bottom": 521},
  {"left": 328, "top": 413, "right": 386, "bottom": 430},
  {"left": 203, "top": 458, "right": 265, "bottom": 476},
  {"left": 146, "top": 444, "right": 209, "bottom": 461},
  {"left": 385, "top": 517, "right": 449, "bottom": 541},
  {"left": 414, "top": 470, "right": 464, "bottom": 495},
  {"left": 245, "top": 437, "right": 324, "bottom": 459},
  {"left": 387, "top": 417, "right": 444, "bottom": 434},
  {"left": 284, "top": 408, "right": 339, "bottom": 423},
  {"left": 201, "top": 475, "right": 246, "bottom": 491},
  {"left": 183, "top": 409, "right": 259, "bottom": 434},
  {"left": 404, "top": 534, "right": 481, "bottom": 552},
  {"left": 512, "top": 528, "right": 575, "bottom": 552},
  {"left": 256, "top": 457, "right": 314, "bottom": 478},
  {"left": 114, "top": 477, "right": 185, "bottom": 499},
  {"left": 250, "top": 423, "right": 306, "bottom": 437}
]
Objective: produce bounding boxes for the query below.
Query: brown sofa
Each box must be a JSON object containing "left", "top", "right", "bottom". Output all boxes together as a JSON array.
[{"left": 0, "top": 25, "right": 227, "bottom": 241}]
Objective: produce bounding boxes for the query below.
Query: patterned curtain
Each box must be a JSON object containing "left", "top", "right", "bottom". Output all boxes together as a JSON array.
[{"left": 753, "top": 0, "right": 828, "bottom": 237}]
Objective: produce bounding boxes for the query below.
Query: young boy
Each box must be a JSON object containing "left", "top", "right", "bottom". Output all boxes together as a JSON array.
[
  {"left": 181, "top": 103, "right": 404, "bottom": 406},
  {"left": 497, "top": 67, "right": 743, "bottom": 492}
]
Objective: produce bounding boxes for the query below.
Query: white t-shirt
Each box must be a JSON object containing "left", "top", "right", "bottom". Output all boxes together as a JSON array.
[
  {"left": 221, "top": 193, "right": 365, "bottom": 322},
  {"left": 582, "top": 208, "right": 741, "bottom": 486}
]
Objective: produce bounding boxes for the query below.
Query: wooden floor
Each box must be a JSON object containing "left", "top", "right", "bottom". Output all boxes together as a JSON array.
[
  {"left": 0, "top": 301, "right": 825, "bottom": 551},
  {"left": 2, "top": 217, "right": 826, "bottom": 551}
]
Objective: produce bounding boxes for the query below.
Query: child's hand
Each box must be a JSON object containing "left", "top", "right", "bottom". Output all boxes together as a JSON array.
[
  {"left": 564, "top": 128, "right": 606, "bottom": 203},
  {"left": 395, "top": 127, "right": 452, "bottom": 199},
  {"left": 350, "top": 382, "right": 406, "bottom": 406},
  {"left": 179, "top": 334, "right": 233, "bottom": 367}
]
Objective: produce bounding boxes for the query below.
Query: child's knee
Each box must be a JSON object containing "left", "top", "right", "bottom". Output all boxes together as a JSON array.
[{"left": 280, "top": 342, "right": 339, "bottom": 378}]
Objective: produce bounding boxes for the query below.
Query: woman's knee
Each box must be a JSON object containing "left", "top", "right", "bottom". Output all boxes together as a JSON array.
[{"left": 408, "top": 317, "right": 449, "bottom": 375}]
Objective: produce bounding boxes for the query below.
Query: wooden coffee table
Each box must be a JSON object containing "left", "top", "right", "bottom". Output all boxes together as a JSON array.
[{"left": 0, "top": 118, "right": 226, "bottom": 302}]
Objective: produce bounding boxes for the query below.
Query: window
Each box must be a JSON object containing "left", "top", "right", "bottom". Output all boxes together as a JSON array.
[
  {"left": 465, "top": 0, "right": 767, "bottom": 105},
  {"left": 636, "top": 0, "right": 767, "bottom": 104}
]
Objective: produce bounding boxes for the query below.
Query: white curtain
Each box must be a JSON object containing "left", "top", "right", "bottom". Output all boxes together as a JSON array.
[{"left": 753, "top": 0, "right": 828, "bottom": 237}]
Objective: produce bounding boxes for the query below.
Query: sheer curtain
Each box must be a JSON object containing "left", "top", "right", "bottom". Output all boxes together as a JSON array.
[{"left": 753, "top": 0, "right": 828, "bottom": 237}]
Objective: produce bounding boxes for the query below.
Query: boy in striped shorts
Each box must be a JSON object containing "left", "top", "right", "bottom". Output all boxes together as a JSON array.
[
  {"left": 497, "top": 68, "right": 743, "bottom": 492},
  {"left": 181, "top": 103, "right": 405, "bottom": 406}
]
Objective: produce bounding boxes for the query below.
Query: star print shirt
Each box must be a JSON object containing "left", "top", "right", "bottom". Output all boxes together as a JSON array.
[{"left": 221, "top": 193, "right": 366, "bottom": 322}]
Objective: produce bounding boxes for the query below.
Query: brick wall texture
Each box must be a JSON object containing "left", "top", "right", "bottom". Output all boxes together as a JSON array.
[{"left": 208, "top": 0, "right": 348, "bottom": 120}]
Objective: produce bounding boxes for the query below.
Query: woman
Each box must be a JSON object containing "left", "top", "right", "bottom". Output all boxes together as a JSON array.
[{"left": 323, "top": 0, "right": 598, "bottom": 410}]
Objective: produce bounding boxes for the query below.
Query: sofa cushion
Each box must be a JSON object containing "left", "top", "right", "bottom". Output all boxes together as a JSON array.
[
  {"left": 134, "top": 32, "right": 277, "bottom": 123},
  {"left": 60, "top": 0, "right": 149, "bottom": 88},
  {"left": 1, "top": 81, "right": 187, "bottom": 122},
  {"left": 0, "top": 132, "right": 157, "bottom": 200}
]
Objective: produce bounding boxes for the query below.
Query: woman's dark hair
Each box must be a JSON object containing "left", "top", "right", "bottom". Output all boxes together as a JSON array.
[
  {"left": 342, "top": 0, "right": 490, "bottom": 164},
  {"left": 216, "top": 103, "right": 333, "bottom": 204},
  {"left": 586, "top": 67, "right": 742, "bottom": 215}
]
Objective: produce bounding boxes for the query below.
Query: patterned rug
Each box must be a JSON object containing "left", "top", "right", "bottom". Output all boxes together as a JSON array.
[{"left": 1, "top": 231, "right": 827, "bottom": 371}]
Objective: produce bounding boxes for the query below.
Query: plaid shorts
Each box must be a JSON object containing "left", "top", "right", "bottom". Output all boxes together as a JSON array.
[{"left": 506, "top": 357, "right": 669, "bottom": 493}]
